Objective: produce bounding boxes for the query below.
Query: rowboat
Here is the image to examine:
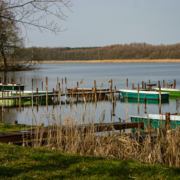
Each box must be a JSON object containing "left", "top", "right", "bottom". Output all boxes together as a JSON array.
[
  {"left": 120, "top": 98, "right": 169, "bottom": 104},
  {"left": 0, "top": 83, "right": 24, "bottom": 91},
  {"left": 154, "top": 88, "right": 180, "bottom": 97},
  {"left": 130, "top": 114, "right": 180, "bottom": 129},
  {"left": 119, "top": 89, "right": 169, "bottom": 100}
]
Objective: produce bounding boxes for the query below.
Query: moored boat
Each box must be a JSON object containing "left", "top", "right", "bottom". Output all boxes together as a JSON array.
[
  {"left": 154, "top": 88, "right": 180, "bottom": 97},
  {"left": 131, "top": 114, "right": 180, "bottom": 129},
  {"left": 0, "top": 83, "right": 24, "bottom": 91},
  {"left": 119, "top": 89, "right": 169, "bottom": 100}
]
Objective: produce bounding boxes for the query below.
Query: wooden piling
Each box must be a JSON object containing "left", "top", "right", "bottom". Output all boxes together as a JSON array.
[
  {"left": 36, "top": 88, "right": 38, "bottom": 112},
  {"left": 126, "top": 78, "right": 128, "bottom": 89},
  {"left": 174, "top": 79, "right": 176, "bottom": 89},
  {"left": 77, "top": 82, "right": 79, "bottom": 88},
  {"left": 138, "top": 84, "right": 139, "bottom": 102},
  {"left": 65, "top": 77, "right": 67, "bottom": 93},
  {"left": 114, "top": 86, "right": 116, "bottom": 106},
  {"left": 19, "top": 85, "right": 21, "bottom": 113},
  {"left": 132, "top": 83, "right": 134, "bottom": 90},
  {"left": 46, "top": 77, "right": 48, "bottom": 111},
  {"left": 31, "top": 79, "right": 33, "bottom": 125},
  {"left": 163, "top": 80, "right": 165, "bottom": 88},
  {"left": 145, "top": 83, "right": 146, "bottom": 89},
  {"left": 62, "top": 79, "right": 63, "bottom": 92},
  {"left": 42, "top": 82, "right": 43, "bottom": 91},
  {"left": 165, "top": 113, "right": 170, "bottom": 128},
  {"left": 159, "top": 85, "right": 161, "bottom": 101},
  {"left": 142, "top": 81, "right": 144, "bottom": 89}
]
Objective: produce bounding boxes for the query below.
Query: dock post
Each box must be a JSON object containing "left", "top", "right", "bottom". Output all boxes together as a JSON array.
[
  {"left": 138, "top": 84, "right": 139, "bottom": 103},
  {"left": 46, "top": 77, "right": 48, "bottom": 111},
  {"left": 174, "top": 79, "right": 176, "bottom": 89},
  {"left": 31, "top": 79, "right": 34, "bottom": 125},
  {"left": 165, "top": 113, "right": 170, "bottom": 128},
  {"left": 163, "top": 80, "right": 165, "bottom": 88},
  {"left": 159, "top": 85, "right": 161, "bottom": 101},
  {"left": 19, "top": 85, "right": 21, "bottom": 113},
  {"left": 142, "top": 81, "right": 144, "bottom": 89},
  {"left": 36, "top": 88, "right": 38, "bottom": 112},
  {"left": 126, "top": 78, "right": 128, "bottom": 89},
  {"left": 62, "top": 79, "right": 63, "bottom": 92},
  {"left": 132, "top": 83, "right": 134, "bottom": 90},
  {"left": 145, "top": 83, "right": 146, "bottom": 89},
  {"left": 110, "top": 86, "right": 113, "bottom": 102},
  {"left": 42, "top": 82, "right": 43, "bottom": 91},
  {"left": 57, "top": 77, "right": 58, "bottom": 90},
  {"left": 7, "top": 78, "right": 9, "bottom": 83},
  {"left": 114, "top": 86, "right": 116, "bottom": 106},
  {"left": 159, "top": 85, "right": 161, "bottom": 114},
  {"left": 77, "top": 82, "right": 79, "bottom": 88},
  {"left": 53, "top": 88, "right": 55, "bottom": 109},
  {"left": 65, "top": 77, "right": 67, "bottom": 93}
]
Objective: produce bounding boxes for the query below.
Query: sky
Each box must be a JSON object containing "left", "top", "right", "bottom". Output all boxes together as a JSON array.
[{"left": 25, "top": 0, "right": 180, "bottom": 47}]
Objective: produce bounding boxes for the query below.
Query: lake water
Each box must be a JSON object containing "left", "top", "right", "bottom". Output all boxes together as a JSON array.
[{"left": 0, "top": 63, "right": 180, "bottom": 126}]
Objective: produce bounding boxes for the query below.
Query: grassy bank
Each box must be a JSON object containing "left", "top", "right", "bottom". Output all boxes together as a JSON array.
[
  {"left": 39, "top": 59, "right": 180, "bottom": 63},
  {"left": 0, "top": 123, "right": 32, "bottom": 132},
  {"left": 0, "top": 143, "right": 180, "bottom": 180}
]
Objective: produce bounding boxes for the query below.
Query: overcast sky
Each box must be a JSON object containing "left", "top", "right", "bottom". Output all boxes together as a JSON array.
[{"left": 25, "top": 0, "right": 180, "bottom": 47}]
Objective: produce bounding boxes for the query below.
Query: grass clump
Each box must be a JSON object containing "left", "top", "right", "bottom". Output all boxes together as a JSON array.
[
  {"left": 0, "top": 123, "right": 32, "bottom": 132},
  {"left": 0, "top": 142, "right": 180, "bottom": 180}
]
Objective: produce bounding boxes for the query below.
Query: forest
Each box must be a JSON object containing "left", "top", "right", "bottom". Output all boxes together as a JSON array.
[{"left": 26, "top": 43, "right": 180, "bottom": 61}]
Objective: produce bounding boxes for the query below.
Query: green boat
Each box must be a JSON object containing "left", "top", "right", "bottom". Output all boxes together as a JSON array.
[
  {"left": 120, "top": 98, "right": 169, "bottom": 104},
  {"left": 119, "top": 89, "right": 169, "bottom": 100},
  {"left": 154, "top": 88, "right": 180, "bottom": 97},
  {"left": 130, "top": 114, "right": 180, "bottom": 129},
  {"left": 0, "top": 83, "right": 24, "bottom": 91}
]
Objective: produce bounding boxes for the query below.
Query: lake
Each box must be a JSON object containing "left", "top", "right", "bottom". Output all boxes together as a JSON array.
[{"left": 0, "top": 63, "right": 180, "bottom": 126}]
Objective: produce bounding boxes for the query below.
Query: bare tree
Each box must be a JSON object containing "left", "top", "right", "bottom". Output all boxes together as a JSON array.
[
  {"left": 0, "top": 0, "right": 73, "bottom": 40},
  {"left": 0, "top": 0, "right": 72, "bottom": 70}
]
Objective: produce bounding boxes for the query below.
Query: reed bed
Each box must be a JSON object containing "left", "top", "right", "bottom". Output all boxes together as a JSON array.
[{"left": 22, "top": 97, "right": 180, "bottom": 168}]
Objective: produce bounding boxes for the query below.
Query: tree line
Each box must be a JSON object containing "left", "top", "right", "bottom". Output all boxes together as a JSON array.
[{"left": 26, "top": 43, "right": 180, "bottom": 61}]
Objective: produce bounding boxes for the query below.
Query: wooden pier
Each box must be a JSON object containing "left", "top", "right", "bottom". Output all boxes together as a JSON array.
[{"left": 0, "top": 122, "right": 144, "bottom": 143}]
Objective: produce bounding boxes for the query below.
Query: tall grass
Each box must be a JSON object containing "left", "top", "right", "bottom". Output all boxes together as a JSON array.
[{"left": 22, "top": 95, "right": 180, "bottom": 167}]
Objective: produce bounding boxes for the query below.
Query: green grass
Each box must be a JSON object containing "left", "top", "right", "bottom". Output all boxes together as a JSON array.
[
  {"left": 0, "top": 123, "right": 32, "bottom": 132},
  {"left": 0, "top": 143, "right": 180, "bottom": 179}
]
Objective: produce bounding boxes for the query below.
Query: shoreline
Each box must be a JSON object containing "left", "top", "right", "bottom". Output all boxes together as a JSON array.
[{"left": 37, "top": 59, "right": 180, "bottom": 63}]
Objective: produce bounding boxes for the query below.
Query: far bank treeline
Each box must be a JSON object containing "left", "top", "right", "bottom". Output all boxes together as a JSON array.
[{"left": 28, "top": 43, "right": 180, "bottom": 61}]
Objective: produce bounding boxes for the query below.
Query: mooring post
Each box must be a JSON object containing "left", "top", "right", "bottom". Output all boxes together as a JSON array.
[
  {"left": 62, "top": 79, "right": 63, "bottom": 92},
  {"left": 77, "top": 82, "right": 79, "bottom": 88},
  {"left": 142, "top": 81, "right": 144, "bottom": 89},
  {"left": 138, "top": 84, "right": 139, "bottom": 102},
  {"left": 31, "top": 79, "right": 33, "bottom": 126},
  {"left": 159, "top": 85, "right": 161, "bottom": 101},
  {"left": 163, "top": 80, "right": 165, "bottom": 88},
  {"left": 145, "top": 83, "right": 146, "bottom": 89},
  {"left": 19, "top": 85, "right": 21, "bottom": 113},
  {"left": 7, "top": 78, "right": 9, "bottom": 83},
  {"left": 174, "top": 79, "right": 176, "bottom": 89},
  {"left": 36, "top": 88, "right": 38, "bottom": 112},
  {"left": 46, "top": 77, "right": 48, "bottom": 111},
  {"left": 165, "top": 112, "right": 170, "bottom": 128},
  {"left": 57, "top": 77, "right": 58, "bottom": 90},
  {"left": 65, "top": 77, "right": 67, "bottom": 93},
  {"left": 110, "top": 86, "right": 113, "bottom": 102},
  {"left": 114, "top": 86, "right": 116, "bottom": 106},
  {"left": 132, "top": 83, "right": 134, "bottom": 90},
  {"left": 126, "top": 78, "right": 128, "bottom": 90}
]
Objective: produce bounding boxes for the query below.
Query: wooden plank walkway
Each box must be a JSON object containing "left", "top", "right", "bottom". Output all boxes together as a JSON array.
[
  {"left": 0, "top": 122, "right": 144, "bottom": 143},
  {"left": 0, "top": 90, "right": 121, "bottom": 100}
]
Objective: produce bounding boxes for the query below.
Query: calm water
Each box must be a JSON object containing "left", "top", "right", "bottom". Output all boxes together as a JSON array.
[{"left": 0, "top": 63, "right": 180, "bottom": 126}]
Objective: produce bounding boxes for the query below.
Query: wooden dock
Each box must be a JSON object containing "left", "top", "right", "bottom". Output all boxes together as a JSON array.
[{"left": 0, "top": 122, "right": 144, "bottom": 143}]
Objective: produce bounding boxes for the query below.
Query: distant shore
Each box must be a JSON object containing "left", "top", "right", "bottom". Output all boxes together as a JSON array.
[{"left": 38, "top": 59, "right": 180, "bottom": 63}]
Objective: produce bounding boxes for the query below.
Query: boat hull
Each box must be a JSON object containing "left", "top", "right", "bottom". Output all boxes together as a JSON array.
[
  {"left": 0, "top": 84, "right": 24, "bottom": 91},
  {"left": 155, "top": 88, "right": 180, "bottom": 97},
  {"left": 120, "top": 90, "right": 169, "bottom": 100}
]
